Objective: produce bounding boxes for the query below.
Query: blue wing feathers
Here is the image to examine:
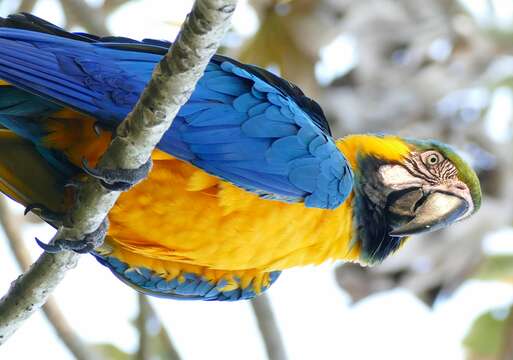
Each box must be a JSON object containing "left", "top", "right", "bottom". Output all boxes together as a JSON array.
[
  {"left": 194, "top": 160, "right": 304, "bottom": 198},
  {"left": 247, "top": 102, "right": 270, "bottom": 117},
  {"left": 189, "top": 140, "right": 270, "bottom": 155},
  {"left": 233, "top": 92, "right": 261, "bottom": 112},
  {"left": 267, "top": 136, "right": 310, "bottom": 163},
  {"left": 186, "top": 106, "right": 246, "bottom": 126},
  {"left": 204, "top": 75, "right": 250, "bottom": 96},
  {"left": 94, "top": 254, "right": 281, "bottom": 300},
  {"left": 0, "top": 14, "right": 353, "bottom": 209},
  {"left": 264, "top": 105, "right": 294, "bottom": 123},
  {"left": 241, "top": 118, "right": 298, "bottom": 138},
  {"left": 297, "top": 127, "right": 318, "bottom": 145},
  {"left": 196, "top": 160, "right": 287, "bottom": 175},
  {"left": 180, "top": 126, "right": 243, "bottom": 144},
  {"left": 176, "top": 101, "right": 212, "bottom": 116},
  {"left": 289, "top": 165, "right": 319, "bottom": 192}
]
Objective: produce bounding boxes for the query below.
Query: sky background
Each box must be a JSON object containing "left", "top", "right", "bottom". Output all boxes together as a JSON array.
[{"left": 1, "top": 0, "right": 513, "bottom": 359}]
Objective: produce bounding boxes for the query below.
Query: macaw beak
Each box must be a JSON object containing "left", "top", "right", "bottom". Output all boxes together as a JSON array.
[{"left": 387, "top": 189, "right": 469, "bottom": 237}]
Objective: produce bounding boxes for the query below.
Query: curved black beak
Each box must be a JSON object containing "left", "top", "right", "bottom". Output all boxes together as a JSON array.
[{"left": 389, "top": 191, "right": 469, "bottom": 237}]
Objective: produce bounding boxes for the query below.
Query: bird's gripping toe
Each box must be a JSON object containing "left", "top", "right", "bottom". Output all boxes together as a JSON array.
[
  {"left": 81, "top": 158, "right": 152, "bottom": 191},
  {"left": 24, "top": 204, "right": 66, "bottom": 225},
  {"left": 36, "top": 218, "right": 109, "bottom": 254}
]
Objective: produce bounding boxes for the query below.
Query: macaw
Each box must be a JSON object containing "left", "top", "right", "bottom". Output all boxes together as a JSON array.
[{"left": 0, "top": 14, "right": 481, "bottom": 301}]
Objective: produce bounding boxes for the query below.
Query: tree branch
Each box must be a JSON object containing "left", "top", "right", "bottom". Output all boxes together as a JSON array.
[
  {"left": 0, "top": 196, "right": 97, "bottom": 360},
  {"left": 59, "top": 0, "right": 111, "bottom": 35},
  {"left": 157, "top": 316, "right": 182, "bottom": 360},
  {"left": 101, "top": 0, "right": 131, "bottom": 14},
  {"left": 136, "top": 294, "right": 181, "bottom": 360},
  {"left": 251, "top": 295, "right": 288, "bottom": 360},
  {"left": 59, "top": 0, "right": 130, "bottom": 35},
  {"left": 16, "top": 0, "right": 38, "bottom": 13},
  {"left": 0, "top": 0, "right": 236, "bottom": 344},
  {"left": 135, "top": 294, "right": 151, "bottom": 360}
]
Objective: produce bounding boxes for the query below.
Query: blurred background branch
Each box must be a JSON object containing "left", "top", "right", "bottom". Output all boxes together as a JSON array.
[
  {"left": 0, "top": 196, "right": 97, "bottom": 360},
  {"left": 135, "top": 294, "right": 181, "bottom": 360},
  {"left": 58, "top": 0, "right": 111, "bottom": 35},
  {"left": 251, "top": 295, "right": 287, "bottom": 360},
  {"left": 16, "top": 0, "right": 37, "bottom": 13}
]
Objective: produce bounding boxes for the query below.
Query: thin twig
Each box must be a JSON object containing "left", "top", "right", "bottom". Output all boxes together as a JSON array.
[
  {"left": 59, "top": 0, "right": 130, "bottom": 33},
  {"left": 59, "top": 0, "right": 110, "bottom": 35},
  {"left": 147, "top": 296, "right": 181, "bottom": 360},
  {"left": 136, "top": 294, "right": 181, "bottom": 360},
  {"left": 0, "top": 196, "right": 97, "bottom": 360},
  {"left": 0, "top": 0, "right": 237, "bottom": 344},
  {"left": 158, "top": 318, "right": 182, "bottom": 360},
  {"left": 101, "top": 0, "right": 131, "bottom": 14},
  {"left": 251, "top": 295, "right": 288, "bottom": 360},
  {"left": 136, "top": 294, "right": 151, "bottom": 360}
]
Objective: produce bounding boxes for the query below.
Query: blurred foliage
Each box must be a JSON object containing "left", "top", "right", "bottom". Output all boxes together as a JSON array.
[
  {"left": 238, "top": 1, "right": 317, "bottom": 95},
  {"left": 93, "top": 344, "right": 132, "bottom": 360},
  {"left": 469, "top": 254, "right": 513, "bottom": 360},
  {"left": 475, "top": 255, "right": 513, "bottom": 282},
  {"left": 464, "top": 308, "right": 510, "bottom": 359}
]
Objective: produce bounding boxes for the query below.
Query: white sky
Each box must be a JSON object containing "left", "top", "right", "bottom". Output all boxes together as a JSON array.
[{"left": 1, "top": 0, "right": 513, "bottom": 359}]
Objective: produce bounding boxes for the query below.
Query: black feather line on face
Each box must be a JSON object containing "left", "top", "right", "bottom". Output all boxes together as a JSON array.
[{"left": 353, "top": 156, "right": 406, "bottom": 264}]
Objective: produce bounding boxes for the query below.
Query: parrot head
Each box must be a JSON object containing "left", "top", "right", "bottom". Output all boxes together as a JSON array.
[{"left": 338, "top": 135, "right": 481, "bottom": 265}]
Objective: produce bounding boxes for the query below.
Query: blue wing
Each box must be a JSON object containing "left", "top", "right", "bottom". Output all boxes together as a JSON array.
[{"left": 0, "top": 13, "right": 353, "bottom": 209}]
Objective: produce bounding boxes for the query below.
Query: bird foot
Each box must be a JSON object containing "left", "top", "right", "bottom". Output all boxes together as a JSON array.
[
  {"left": 36, "top": 218, "right": 109, "bottom": 254},
  {"left": 81, "top": 158, "right": 152, "bottom": 191},
  {"left": 24, "top": 204, "right": 66, "bottom": 225}
]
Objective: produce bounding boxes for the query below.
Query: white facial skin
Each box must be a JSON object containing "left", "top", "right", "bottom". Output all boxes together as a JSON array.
[{"left": 378, "top": 150, "right": 474, "bottom": 220}]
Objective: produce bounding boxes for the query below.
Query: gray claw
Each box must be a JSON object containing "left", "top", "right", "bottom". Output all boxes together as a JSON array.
[
  {"left": 81, "top": 158, "right": 152, "bottom": 191},
  {"left": 36, "top": 218, "right": 109, "bottom": 254},
  {"left": 24, "top": 204, "right": 64, "bottom": 224}
]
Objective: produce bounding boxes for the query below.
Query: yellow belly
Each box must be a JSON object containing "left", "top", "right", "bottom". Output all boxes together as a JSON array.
[{"left": 107, "top": 156, "right": 359, "bottom": 272}]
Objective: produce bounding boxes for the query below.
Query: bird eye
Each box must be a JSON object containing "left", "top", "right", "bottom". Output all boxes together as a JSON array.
[{"left": 421, "top": 151, "right": 442, "bottom": 166}]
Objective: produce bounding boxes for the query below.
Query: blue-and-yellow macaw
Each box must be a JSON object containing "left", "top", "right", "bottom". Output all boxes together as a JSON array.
[{"left": 0, "top": 14, "right": 481, "bottom": 301}]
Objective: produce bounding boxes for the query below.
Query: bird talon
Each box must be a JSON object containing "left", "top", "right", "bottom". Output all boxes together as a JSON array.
[
  {"left": 24, "top": 203, "right": 64, "bottom": 224},
  {"left": 35, "top": 237, "right": 63, "bottom": 253},
  {"left": 81, "top": 158, "right": 152, "bottom": 191},
  {"left": 24, "top": 203, "right": 41, "bottom": 216},
  {"left": 36, "top": 218, "right": 109, "bottom": 254}
]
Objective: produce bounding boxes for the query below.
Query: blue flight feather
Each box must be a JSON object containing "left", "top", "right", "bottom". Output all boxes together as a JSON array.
[{"left": 233, "top": 93, "right": 261, "bottom": 113}]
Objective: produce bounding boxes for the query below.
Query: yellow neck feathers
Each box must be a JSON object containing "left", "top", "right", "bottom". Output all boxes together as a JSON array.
[{"left": 336, "top": 134, "right": 410, "bottom": 169}]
